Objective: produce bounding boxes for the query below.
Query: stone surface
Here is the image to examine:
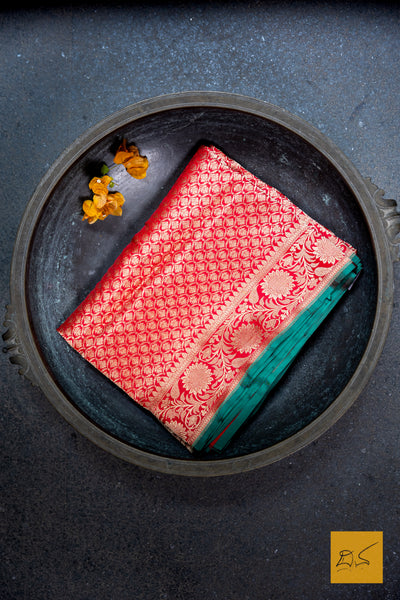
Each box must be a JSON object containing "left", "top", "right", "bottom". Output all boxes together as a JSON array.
[{"left": 1, "top": 2, "right": 399, "bottom": 599}]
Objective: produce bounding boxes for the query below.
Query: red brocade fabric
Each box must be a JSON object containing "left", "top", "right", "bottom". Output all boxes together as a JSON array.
[{"left": 58, "top": 145, "right": 356, "bottom": 449}]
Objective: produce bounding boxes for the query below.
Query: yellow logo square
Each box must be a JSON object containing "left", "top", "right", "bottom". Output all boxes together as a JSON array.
[{"left": 331, "top": 531, "right": 383, "bottom": 584}]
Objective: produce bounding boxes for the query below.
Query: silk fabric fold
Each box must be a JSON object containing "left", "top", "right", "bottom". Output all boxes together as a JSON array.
[{"left": 58, "top": 145, "right": 361, "bottom": 452}]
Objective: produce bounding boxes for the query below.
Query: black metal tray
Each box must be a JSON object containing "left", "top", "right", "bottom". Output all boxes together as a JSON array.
[{"left": 4, "top": 92, "right": 399, "bottom": 476}]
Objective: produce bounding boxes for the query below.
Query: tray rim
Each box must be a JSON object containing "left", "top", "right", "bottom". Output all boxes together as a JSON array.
[{"left": 7, "top": 91, "right": 395, "bottom": 476}]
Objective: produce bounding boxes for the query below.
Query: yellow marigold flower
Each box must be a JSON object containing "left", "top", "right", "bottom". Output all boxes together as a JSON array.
[
  {"left": 103, "top": 192, "right": 125, "bottom": 217},
  {"left": 82, "top": 186, "right": 125, "bottom": 225},
  {"left": 82, "top": 200, "right": 103, "bottom": 224},
  {"left": 82, "top": 153, "right": 135, "bottom": 224},
  {"left": 93, "top": 193, "right": 107, "bottom": 209},
  {"left": 89, "top": 175, "right": 113, "bottom": 195},
  {"left": 124, "top": 155, "right": 149, "bottom": 179},
  {"left": 113, "top": 139, "right": 149, "bottom": 179}
]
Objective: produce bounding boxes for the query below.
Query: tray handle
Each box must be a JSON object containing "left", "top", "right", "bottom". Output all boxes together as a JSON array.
[
  {"left": 364, "top": 178, "right": 400, "bottom": 262},
  {"left": 3, "top": 304, "right": 39, "bottom": 386}
]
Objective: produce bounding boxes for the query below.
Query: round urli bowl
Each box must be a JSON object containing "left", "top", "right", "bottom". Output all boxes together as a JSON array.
[{"left": 4, "top": 92, "right": 400, "bottom": 476}]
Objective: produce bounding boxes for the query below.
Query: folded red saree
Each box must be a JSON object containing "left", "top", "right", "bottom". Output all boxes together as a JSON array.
[{"left": 58, "top": 145, "right": 361, "bottom": 452}]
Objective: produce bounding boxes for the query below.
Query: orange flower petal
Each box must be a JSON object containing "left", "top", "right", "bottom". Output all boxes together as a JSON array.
[
  {"left": 105, "top": 199, "right": 118, "bottom": 212},
  {"left": 113, "top": 139, "right": 130, "bottom": 164},
  {"left": 89, "top": 175, "right": 112, "bottom": 195},
  {"left": 127, "top": 145, "right": 140, "bottom": 156},
  {"left": 126, "top": 166, "right": 148, "bottom": 179},
  {"left": 113, "top": 140, "right": 148, "bottom": 179},
  {"left": 109, "top": 191, "right": 125, "bottom": 206},
  {"left": 104, "top": 199, "right": 123, "bottom": 216},
  {"left": 93, "top": 193, "right": 107, "bottom": 209},
  {"left": 113, "top": 149, "right": 134, "bottom": 164},
  {"left": 102, "top": 175, "right": 113, "bottom": 186},
  {"left": 123, "top": 154, "right": 147, "bottom": 168},
  {"left": 83, "top": 171, "right": 125, "bottom": 224},
  {"left": 110, "top": 206, "right": 123, "bottom": 217},
  {"left": 82, "top": 199, "right": 100, "bottom": 217}
]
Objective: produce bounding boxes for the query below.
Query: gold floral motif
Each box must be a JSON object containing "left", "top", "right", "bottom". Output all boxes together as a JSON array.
[
  {"left": 181, "top": 363, "right": 212, "bottom": 394},
  {"left": 231, "top": 323, "right": 263, "bottom": 353},
  {"left": 260, "top": 270, "right": 294, "bottom": 299},
  {"left": 314, "top": 237, "right": 343, "bottom": 264}
]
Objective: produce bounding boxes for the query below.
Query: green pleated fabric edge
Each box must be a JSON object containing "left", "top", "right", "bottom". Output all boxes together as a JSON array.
[{"left": 193, "top": 253, "right": 362, "bottom": 453}]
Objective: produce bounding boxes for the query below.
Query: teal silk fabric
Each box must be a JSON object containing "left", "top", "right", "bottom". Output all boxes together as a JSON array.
[{"left": 193, "top": 254, "right": 362, "bottom": 452}]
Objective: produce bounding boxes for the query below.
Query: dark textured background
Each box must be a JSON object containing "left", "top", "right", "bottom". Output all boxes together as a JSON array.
[{"left": 1, "top": 2, "right": 399, "bottom": 599}]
